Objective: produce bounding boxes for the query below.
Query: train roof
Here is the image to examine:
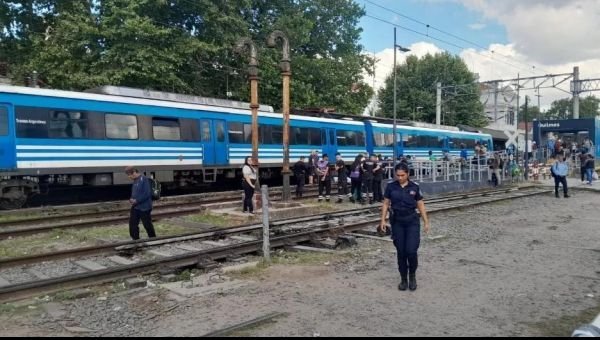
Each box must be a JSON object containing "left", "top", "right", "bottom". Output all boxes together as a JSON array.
[
  {"left": 371, "top": 122, "right": 492, "bottom": 138},
  {"left": 0, "top": 85, "right": 364, "bottom": 126}
]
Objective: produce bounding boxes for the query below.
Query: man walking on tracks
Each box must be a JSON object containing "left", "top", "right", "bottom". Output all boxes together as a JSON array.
[
  {"left": 126, "top": 166, "right": 157, "bottom": 240},
  {"left": 551, "top": 157, "right": 570, "bottom": 199}
]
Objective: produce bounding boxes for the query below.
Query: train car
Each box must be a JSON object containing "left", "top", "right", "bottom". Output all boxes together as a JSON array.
[
  {"left": 365, "top": 122, "right": 493, "bottom": 160},
  {"left": 0, "top": 84, "right": 493, "bottom": 209}
]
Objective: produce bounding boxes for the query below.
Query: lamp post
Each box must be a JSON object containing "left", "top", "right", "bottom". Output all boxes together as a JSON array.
[
  {"left": 235, "top": 38, "right": 261, "bottom": 208},
  {"left": 267, "top": 30, "right": 292, "bottom": 202},
  {"left": 234, "top": 38, "right": 260, "bottom": 163},
  {"left": 393, "top": 27, "right": 411, "bottom": 166}
]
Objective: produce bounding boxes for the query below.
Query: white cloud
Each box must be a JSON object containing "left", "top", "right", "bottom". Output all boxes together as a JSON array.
[
  {"left": 460, "top": 0, "right": 600, "bottom": 65},
  {"left": 363, "top": 41, "right": 600, "bottom": 112},
  {"left": 468, "top": 23, "right": 486, "bottom": 30}
]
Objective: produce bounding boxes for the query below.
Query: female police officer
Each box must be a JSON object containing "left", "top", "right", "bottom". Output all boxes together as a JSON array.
[{"left": 379, "top": 163, "right": 430, "bottom": 291}]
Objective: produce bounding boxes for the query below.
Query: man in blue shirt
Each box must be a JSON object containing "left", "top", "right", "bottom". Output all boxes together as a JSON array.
[
  {"left": 551, "top": 157, "right": 570, "bottom": 198},
  {"left": 126, "top": 166, "right": 157, "bottom": 240}
]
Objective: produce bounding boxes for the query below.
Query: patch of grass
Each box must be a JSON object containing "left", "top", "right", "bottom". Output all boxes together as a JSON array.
[
  {"left": 0, "top": 303, "right": 39, "bottom": 316},
  {"left": 0, "top": 223, "right": 187, "bottom": 259},
  {"left": 527, "top": 304, "right": 600, "bottom": 337},
  {"left": 0, "top": 213, "right": 45, "bottom": 223},
  {"left": 52, "top": 290, "right": 77, "bottom": 301},
  {"left": 187, "top": 213, "right": 231, "bottom": 228},
  {"left": 176, "top": 269, "right": 194, "bottom": 282}
]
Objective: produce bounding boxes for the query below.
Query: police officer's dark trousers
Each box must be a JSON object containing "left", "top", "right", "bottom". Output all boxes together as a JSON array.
[
  {"left": 337, "top": 175, "right": 349, "bottom": 200},
  {"left": 362, "top": 178, "right": 373, "bottom": 202},
  {"left": 391, "top": 211, "right": 420, "bottom": 279},
  {"left": 373, "top": 179, "right": 382, "bottom": 202},
  {"left": 554, "top": 175, "right": 568, "bottom": 197},
  {"left": 350, "top": 178, "right": 362, "bottom": 202},
  {"left": 296, "top": 175, "right": 305, "bottom": 198},
  {"left": 129, "top": 208, "right": 156, "bottom": 240}
]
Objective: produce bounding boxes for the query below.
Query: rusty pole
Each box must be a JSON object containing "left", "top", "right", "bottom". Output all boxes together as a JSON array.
[
  {"left": 267, "top": 31, "right": 292, "bottom": 202},
  {"left": 235, "top": 38, "right": 262, "bottom": 209},
  {"left": 234, "top": 38, "right": 260, "bottom": 162}
]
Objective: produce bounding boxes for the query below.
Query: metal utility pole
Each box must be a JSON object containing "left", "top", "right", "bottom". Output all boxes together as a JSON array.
[
  {"left": 392, "top": 27, "right": 410, "bottom": 166},
  {"left": 436, "top": 82, "right": 442, "bottom": 126},
  {"left": 573, "top": 66, "right": 580, "bottom": 119},
  {"left": 235, "top": 38, "right": 260, "bottom": 162},
  {"left": 515, "top": 74, "right": 520, "bottom": 162},
  {"left": 393, "top": 27, "right": 397, "bottom": 166},
  {"left": 267, "top": 30, "right": 292, "bottom": 202},
  {"left": 524, "top": 96, "right": 529, "bottom": 181}
]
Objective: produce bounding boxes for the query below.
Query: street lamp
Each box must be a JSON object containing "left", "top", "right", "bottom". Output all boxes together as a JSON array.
[{"left": 393, "top": 27, "right": 411, "bottom": 166}]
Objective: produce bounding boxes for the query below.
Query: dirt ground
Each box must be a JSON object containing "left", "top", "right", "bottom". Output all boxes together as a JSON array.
[{"left": 1, "top": 190, "right": 599, "bottom": 337}]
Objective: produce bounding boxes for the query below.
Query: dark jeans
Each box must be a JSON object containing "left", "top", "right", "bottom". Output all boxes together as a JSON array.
[
  {"left": 362, "top": 178, "right": 373, "bottom": 199},
  {"left": 554, "top": 175, "right": 568, "bottom": 196},
  {"left": 337, "top": 175, "right": 348, "bottom": 198},
  {"left": 318, "top": 177, "right": 331, "bottom": 198},
  {"left": 129, "top": 208, "right": 156, "bottom": 240},
  {"left": 295, "top": 174, "right": 305, "bottom": 198},
  {"left": 242, "top": 180, "right": 255, "bottom": 212},
  {"left": 392, "top": 214, "right": 421, "bottom": 278},
  {"left": 373, "top": 179, "right": 383, "bottom": 201},
  {"left": 581, "top": 167, "right": 586, "bottom": 182},
  {"left": 351, "top": 178, "right": 362, "bottom": 201}
]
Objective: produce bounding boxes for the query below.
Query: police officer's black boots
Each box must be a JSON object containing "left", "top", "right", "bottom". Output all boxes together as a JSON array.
[
  {"left": 398, "top": 276, "right": 408, "bottom": 291},
  {"left": 409, "top": 273, "right": 417, "bottom": 291}
]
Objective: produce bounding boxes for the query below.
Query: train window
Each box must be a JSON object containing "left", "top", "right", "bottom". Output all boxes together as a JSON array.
[
  {"left": 373, "top": 132, "right": 383, "bottom": 147},
  {"left": 216, "top": 121, "right": 225, "bottom": 142},
  {"left": 403, "top": 134, "right": 417, "bottom": 148},
  {"left": 105, "top": 114, "right": 138, "bottom": 140},
  {"left": 48, "top": 111, "right": 88, "bottom": 139},
  {"left": 307, "top": 128, "right": 320, "bottom": 145},
  {"left": 336, "top": 130, "right": 347, "bottom": 147},
  {"left": 228, "top": 122, "right": 244, "bottom": 143},
  {"left": 15, "top": 106, "right": 49, "bottom": 138},
  {"left": 201, "top": 121, "right": 211, "bottom": 141},
  {"left": 330, "top": 130, "right": 335, "bottom": 146},
  {"left": 0, "top": 107, "right": 7, "bottom": 136},
  {"left": 385, "top": 133, "right": 396, "bottom": 147},
  {"left": 152, "top": 118, "right": 181, "bottom": 141},
  {"left": 292, "top": 127, "right": 309, "bottom": 145},
  {"left": 321, "top": 129, "right": 327, "bottom": 145},
  {"left": 243, "top": 124, "right": 252, "bottom": 144},
  {"left": 355, "top": 131, "right": 366, "bottom": 146},
  {"left": 271, "top": 125, "right": 283, "bottom": 144}
]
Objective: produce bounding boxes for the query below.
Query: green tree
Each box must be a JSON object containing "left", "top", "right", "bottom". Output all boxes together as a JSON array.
[
  {"left": 544, "top": 96, "right": 599, "bottom": 119},
  {"left": 519, "top": 102, "right": 542, "bottom": 122},
  {"left": 377, "top": 52, "right": 486, "bottom": 127},
  {"left": 1, "top": 0, "right": 373, "bottom": 115}
]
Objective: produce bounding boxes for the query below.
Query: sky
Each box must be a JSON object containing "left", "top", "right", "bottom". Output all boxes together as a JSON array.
[{"left": 356, "top": 0, "right": 600, "bottom": 111}]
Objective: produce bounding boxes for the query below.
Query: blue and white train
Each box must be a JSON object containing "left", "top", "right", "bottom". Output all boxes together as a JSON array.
[{"left": 0, "top": 85, "right": 492, "bottom": 208}]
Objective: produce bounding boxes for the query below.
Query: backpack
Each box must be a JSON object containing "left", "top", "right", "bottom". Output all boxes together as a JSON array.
[
  {"left": 550, "top": 164, "right": 556, "bottom": 178},
  {"left": 148, "top": 177, "right": 161, "bottom": 200}
]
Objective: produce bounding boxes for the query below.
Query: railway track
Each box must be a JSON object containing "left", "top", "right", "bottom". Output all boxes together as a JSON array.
[
  {"left": 0, "top": 186, "right": 551, "bottom": 303},
  {"left": 0, "top": 186, "right": 534, "bottom": 239}
]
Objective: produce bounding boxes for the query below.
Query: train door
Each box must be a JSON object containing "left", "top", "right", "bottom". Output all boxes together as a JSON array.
[
  {"left": 200, "top": 119, "right": 228, "bottom": 166},
  {"left": 321, "top": 128, "right": 336, "bottom": 159},
  {"left": 0, "top": 104, "right": 15, "bottom": 170}
]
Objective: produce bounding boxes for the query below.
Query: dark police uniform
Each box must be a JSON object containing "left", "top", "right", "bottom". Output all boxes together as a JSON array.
[
  {"left": 336, "top": 158, "right": 349, "bottom": 202},
  {"left": 384, "top": 180, "right": 423, "bottom": 282},
  {"left": 361, "top": 158, "right": 375, "bottom": 203}
]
